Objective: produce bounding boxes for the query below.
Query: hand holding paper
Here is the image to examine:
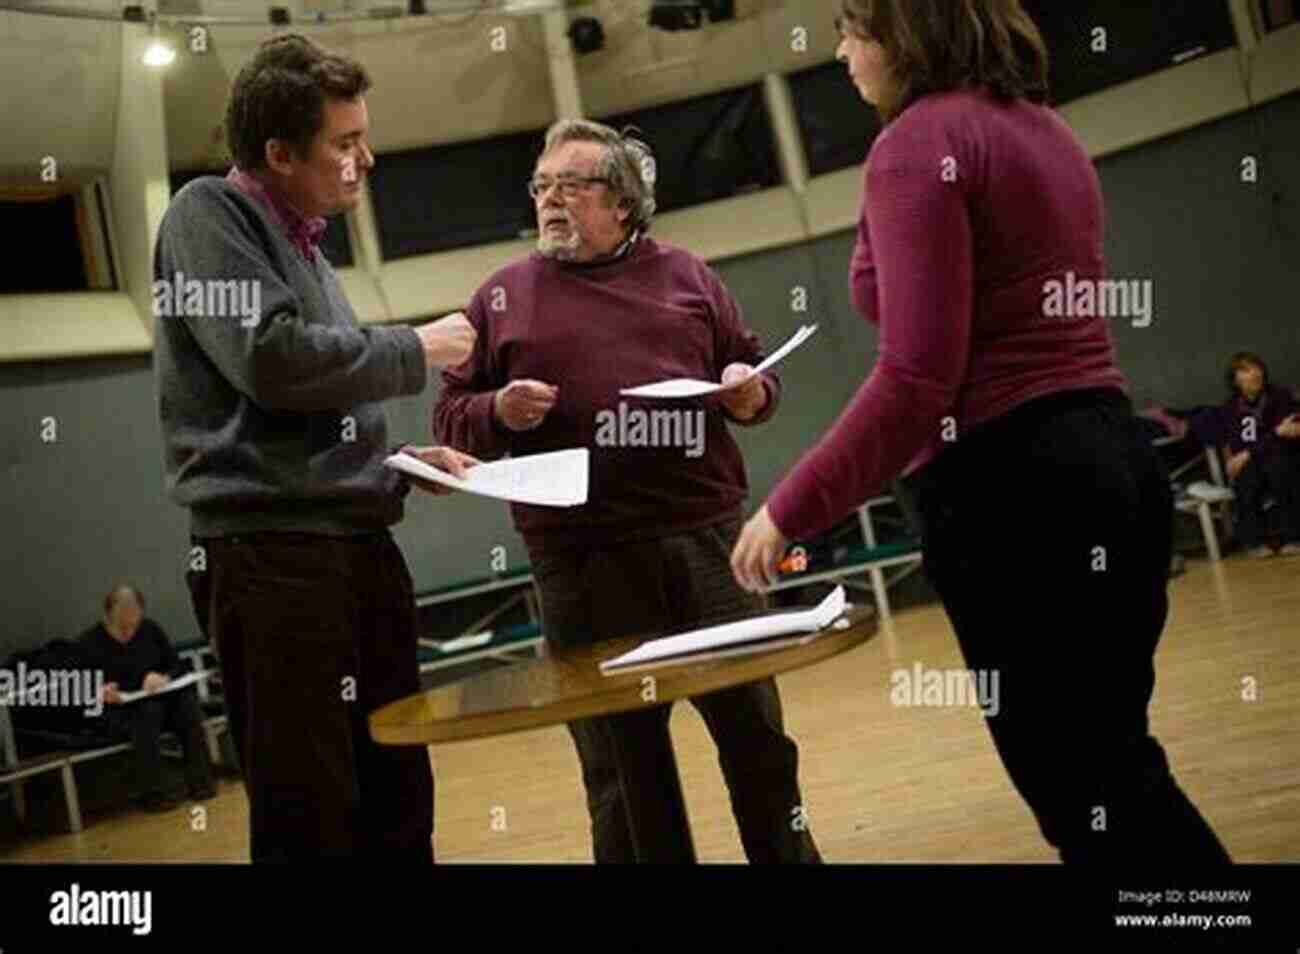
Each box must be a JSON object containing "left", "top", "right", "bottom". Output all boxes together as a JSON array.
[
  {"left": 395, "top": 446, "right": 482, "bottom": 496},
  {"left": 386, "top": 448, "right": 589, "bottom": 507},
  {"left": 141, "top": 672, "right": 170, "bottom": 694},
  {"left": 620, "top": 324, "right": 818, "bottom": 399},
  {"left": 718, "top": 363, "right": 768, "bottom": 420}
]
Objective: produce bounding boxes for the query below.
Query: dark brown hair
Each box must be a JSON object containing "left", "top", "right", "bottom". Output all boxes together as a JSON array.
[
  {"left": 837, "top": 0, "right": 1050, "bottom": 123},
  {"left": 224, "top": 33, "right": 371, "bottom": 171},
  {"left": 1225, "top": 351, "right": 1269, "bottom": 397}
]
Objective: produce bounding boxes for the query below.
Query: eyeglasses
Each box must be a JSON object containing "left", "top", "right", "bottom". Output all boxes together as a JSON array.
[{"left": 527, "top": 175, "right": 611, "bottom": 199}]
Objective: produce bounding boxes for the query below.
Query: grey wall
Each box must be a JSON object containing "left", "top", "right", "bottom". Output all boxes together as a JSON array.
[
  {"left": 1097, "top": 92, "right": 1300, "bottom": 405},
  {"left": 3, "top": 92, "right": 1297, "bottom": 660}
]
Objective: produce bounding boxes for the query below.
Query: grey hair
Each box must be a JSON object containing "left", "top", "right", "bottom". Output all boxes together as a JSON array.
[{"left": 540, "top": 118, "right": 657, "bottom": 232}]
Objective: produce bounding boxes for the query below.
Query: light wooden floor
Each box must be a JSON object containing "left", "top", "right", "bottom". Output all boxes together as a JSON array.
[{"left": 4, "top": 553, "right": 1297, "bottom": 863}]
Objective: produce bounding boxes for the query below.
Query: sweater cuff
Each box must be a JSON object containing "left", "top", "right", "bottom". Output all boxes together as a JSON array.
[
  {"left": 766, "top": 482, "right": 803, "bottom": 542},
  {"left": 749, "top": 374, "right": 778, "bottom": 425},
  {"left": 474, "top": 390, "right": 513, "bottom": 456},
  {"left": 388, "top": 443, "right": 413, "bottom": 498},
  {"left": 391, "top": 325, "right": 429, "bottom": 397}
]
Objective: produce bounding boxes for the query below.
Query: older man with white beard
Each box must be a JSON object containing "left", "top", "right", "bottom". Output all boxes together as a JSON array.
[{"left": 433, "top": 119, "right": 821, "bottom": 864}]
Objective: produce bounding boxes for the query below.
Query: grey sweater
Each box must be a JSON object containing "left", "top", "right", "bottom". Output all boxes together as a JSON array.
[{"left": 152, "top": 177, "right": 428, "bottom": 536}]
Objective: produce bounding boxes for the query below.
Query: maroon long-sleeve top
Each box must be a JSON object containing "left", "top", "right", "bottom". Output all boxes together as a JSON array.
[
  {"left": 433, "top": 236, "right": 780, "bottom": 556},
  {"left": 767, "top": 88, "right": 1128, "bottom": 540}
]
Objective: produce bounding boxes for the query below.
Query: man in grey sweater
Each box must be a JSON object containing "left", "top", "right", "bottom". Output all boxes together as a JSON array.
[{"left": 153, "top": 33, "right": 475, "bottom": 861}]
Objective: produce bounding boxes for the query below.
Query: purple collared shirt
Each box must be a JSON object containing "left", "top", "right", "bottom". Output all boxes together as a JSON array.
[{"left": 226, "top": 167, "right": 328, "bottom": 261}]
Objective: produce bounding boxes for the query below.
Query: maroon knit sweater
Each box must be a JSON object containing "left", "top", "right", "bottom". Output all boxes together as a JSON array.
[
  {"left": 433, "top": 236, "right": 780, "bottom": 556},
  {"left": 768, "top": 88, "right": 1128, "bottom": 540}
]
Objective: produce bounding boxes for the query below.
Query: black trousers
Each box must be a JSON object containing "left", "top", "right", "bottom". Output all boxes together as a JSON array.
[
  {"left": 1231, "top": 445, "right": 1300, "bottom": 547},
  {"left": 531, "top": 518, "right": 821, "bottom": 863},
  {"left": 108, "top": 688, "right": 213, "bottom": 799},
  {"left": 911, "top": 388, "right": 1231, "bottom": 864},
  {"left": 186, "top": 530, "right": 434, "bottom": 863}
]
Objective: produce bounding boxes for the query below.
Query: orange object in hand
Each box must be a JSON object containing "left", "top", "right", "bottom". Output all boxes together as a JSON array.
[{"left": 777, "top": 547, "right": 809, "bottom": 574}]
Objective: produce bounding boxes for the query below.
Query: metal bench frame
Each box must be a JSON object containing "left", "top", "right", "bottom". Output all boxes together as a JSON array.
[
  {"left": 2, "top": 654, "right": 230, "bottom": 834},
  {"left": 764, "top": 498, "right": 924, "bottom": 623}
]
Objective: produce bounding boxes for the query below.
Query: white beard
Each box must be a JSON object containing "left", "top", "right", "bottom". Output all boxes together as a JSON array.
[{"left": 537, "top": 227, "right": 582, "bottom": 261}]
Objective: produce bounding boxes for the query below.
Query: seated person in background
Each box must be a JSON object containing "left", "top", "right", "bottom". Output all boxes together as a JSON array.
[
  {"left": 1219, "top": 352, "right": 1300, "bottom": 558},
  {"left": 80, "top": 584, "right": 216, "bottom": 811}
]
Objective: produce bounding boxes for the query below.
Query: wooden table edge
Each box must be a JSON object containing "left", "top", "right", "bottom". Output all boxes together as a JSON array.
[{"left": 371, "top": 610, "right": 878, "bottom": 747}]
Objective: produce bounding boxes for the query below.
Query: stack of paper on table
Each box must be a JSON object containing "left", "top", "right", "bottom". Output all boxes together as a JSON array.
[
  {"left": 385, "top": 448, "right": 588, "bottom": 507},
  {"left": 599, "top": 586, "right": 848, "bottom": 675}
]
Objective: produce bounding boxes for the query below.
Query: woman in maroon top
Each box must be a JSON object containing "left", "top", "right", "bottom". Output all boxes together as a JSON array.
[{"left": 732, "top": 0, "right": 1230, "bottom": 864}]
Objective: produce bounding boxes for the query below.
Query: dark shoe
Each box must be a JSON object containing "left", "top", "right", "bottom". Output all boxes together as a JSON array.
[
  {"left": 189, "top": 782, "right": 218, "bottom": 801},
  {"left": 137, "top": 792, "right": 179, "bottom": 813}
]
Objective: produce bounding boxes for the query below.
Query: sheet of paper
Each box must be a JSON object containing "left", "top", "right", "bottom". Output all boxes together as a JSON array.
[
  {"left": 596, "top": 632, "right": 825, "bottom": 676},
  {"left": 619, "top": 324, "right": 819, "bottom": 398},
  {"left": 385, "top": 448, "right": 589, "bottom": 507},
  {"left": 600, "top": 585, "right": 846, "bottom": 674},
  {"left": 117, "top": 671, "right": 212, "bottom": 704}
]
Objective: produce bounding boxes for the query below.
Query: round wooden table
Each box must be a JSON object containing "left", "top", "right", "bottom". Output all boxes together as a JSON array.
[{"left": 371, "top": 602, "right": 878, "bottom": 862}]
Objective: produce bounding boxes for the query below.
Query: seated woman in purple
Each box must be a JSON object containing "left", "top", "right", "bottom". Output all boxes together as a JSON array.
[
  {"left": 1220, "top": 351, "right": 1300, "bottom": 557},
  {"left": 731, "top": 0, "right": 1230, "bottom": 863}
]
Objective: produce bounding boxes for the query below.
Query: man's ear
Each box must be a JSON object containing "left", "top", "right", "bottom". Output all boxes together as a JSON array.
[{"left": 264, "top": 139, "right": 296, "bottom": 176}]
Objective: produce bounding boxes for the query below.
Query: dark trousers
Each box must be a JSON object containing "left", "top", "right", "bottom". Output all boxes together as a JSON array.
[
  {"left": 912, "top": 388, "right": 1231, "bottom": 864},
  {"left": 1231, "top": 446, "right": 1300, "bottom": 547},
  {"left": 111, "top": 688, "right": 213, "bottom": 798},
  {"left": 186, "top": 531, "right": 434, "bottom": 863},
  {"left": 531, "top": 518, "right": 821, "bottom": 864}
]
